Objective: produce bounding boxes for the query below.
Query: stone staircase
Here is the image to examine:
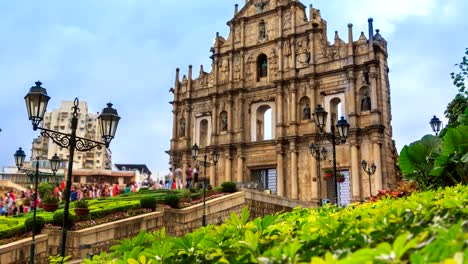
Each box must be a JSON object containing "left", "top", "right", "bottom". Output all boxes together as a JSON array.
[{"left": 0, "top": 180, "right": 28, "bottom": 194}]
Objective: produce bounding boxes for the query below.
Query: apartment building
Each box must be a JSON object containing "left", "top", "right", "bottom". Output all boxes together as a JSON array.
[{"left": 31, "top": 101, "right": 112, "bottom": 170}]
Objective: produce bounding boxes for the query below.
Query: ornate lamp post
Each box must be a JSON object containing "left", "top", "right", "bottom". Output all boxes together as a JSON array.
[
  {"left": 14, "top": 148, "right": 61, "bottom": 264},
  {"left": 309, "top": 143, "right": 328, "bottom": 205},
  {"left": 312, "top": 105, "right": 350, "bottom": 205},
  {"left": 429, "top": 115, "right": 442, "bottom": 136},
  {"left": 361, "top": 160, "right": 377, "bottom": 198},
  {"left": 192, "top": 144, "right": 219, "bottom": 227},
  {"left": 23, "top": 81, "right": 120, "bottom": 259},
  {"left": 212, "top": 149, "right": 220, "bottom": 184}
]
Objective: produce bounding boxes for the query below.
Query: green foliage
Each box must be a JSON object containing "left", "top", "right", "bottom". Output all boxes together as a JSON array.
[
  {"left": 74, "top": 199, "right": 89, "bottom": 209},
  {"left": 38, "top": 182, "right": 54, "bottom": 197},
  {"left": 52, "top": 211, "right": 75, "bottom": 228},
  {"left": 139, "top": 197, "right": 157, "bottom": 210},
  {"left": 445, "top": 48, "right": 468, "bottom": 129},
  {"left": 24, "top": 216, "right": 45, "bottom": 235},
  {"left": 450, "top": 47, "right": 468, "bottom": 96},
  {"left": 42, "top": 194, "right": 59, "bottom": 204},
  {"left": 88, "top": 185, "right": 467, "bottom": 263},
  {"left": 221, "top": 181, "right": 238, "bottom": 193},
  {"left": 398, "top": 135, "right": 442, "bottom": 189},
  {"left": 164, "top": 194, "right": 180, "bottom": 209},
  {"left": 48, "top": 255, "right": 72, "bottom": 264}
]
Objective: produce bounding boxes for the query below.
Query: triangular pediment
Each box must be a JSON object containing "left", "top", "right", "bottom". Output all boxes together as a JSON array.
[{"left": 231, "top": 0, "right": 303, "bottom": 22}]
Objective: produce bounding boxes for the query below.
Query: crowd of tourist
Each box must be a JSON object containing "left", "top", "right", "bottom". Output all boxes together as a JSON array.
[
  {"left": 0, "top": 165, "right": 206, "bottom": 217},
  {"left": 163, "top": 165, "right": 201, "bottom": 190}
]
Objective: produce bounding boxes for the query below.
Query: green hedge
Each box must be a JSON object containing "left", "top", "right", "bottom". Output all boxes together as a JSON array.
[{"left": 89, "top": 184, "right": 468, "bottom": 263}]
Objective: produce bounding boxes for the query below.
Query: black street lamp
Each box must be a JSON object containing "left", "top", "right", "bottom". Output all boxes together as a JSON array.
[
  {"left": 23, "top": 81, "right": 120, "bottom": 259},
  {"left": 14, "top": 147, "right": 61, "bottom": 264},
  {"left": 429, "top": 115, "right": 442, "bottom": 136},
  {"left": 309, "top": 143, "right": 328, "bottom": 205},
  {"left": 312, "top": 105, "right": 350, "bottom": 205},
  {"left": 192, "top": 144, "right": 216, "bottom": 227},
  {"left": 361, "top": 160, "right": 377, "bottom": 198}
]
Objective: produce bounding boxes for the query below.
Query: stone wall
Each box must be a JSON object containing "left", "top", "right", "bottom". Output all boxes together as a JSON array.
[
  {"left": 164, "top": 192, "right": 246, "bottom": 236},
  {"left": 0, "top": 234, "right": 48, "bottom": 264},
  {"left": 243, "top": 189, "right": 313, "bottom": 219},
  {"left": 45, "top": 211, "right": 164, "bottom": 260}
]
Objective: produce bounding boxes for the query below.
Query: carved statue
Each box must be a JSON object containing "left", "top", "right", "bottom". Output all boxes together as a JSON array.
[
  {"left": 221, "top": 113, "right": 228, "bottom": 131},
  {"left": 254, "top": 0, "right": 270, "bottom": 14},
  {"left": 303, "top": 104, "right": 311, "bottom": 120},
  {"left": 361, "top": 92, "right": 371, "bottom": 111},
  {"left": 179, "top": 119, "right": 186, "bottom": 137}
]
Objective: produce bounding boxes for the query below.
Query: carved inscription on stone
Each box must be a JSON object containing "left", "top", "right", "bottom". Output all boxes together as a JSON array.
[
  {"left": 295, "top": 36, "right": 310, "bottom": 68},
  {"left": 219, "top": 59, "right": 230, "bottom": 83},
  {"left": 244, "top": 53, "right": 254, "bottom": 83},
  {"left": 233, "top": 55, "right": 241, "bottom": 81},
  {"left": 269, "top": 47, "right": 279, "bottom": 79}
]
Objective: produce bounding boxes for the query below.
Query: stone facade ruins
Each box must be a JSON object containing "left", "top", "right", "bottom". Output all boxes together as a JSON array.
[{"left": 168, "top": 0, "right": 398, "bottom": 204}]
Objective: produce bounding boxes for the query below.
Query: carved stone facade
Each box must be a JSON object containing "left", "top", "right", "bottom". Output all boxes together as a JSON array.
[{"left": 168, "top": 0, "right": 397, "bottom": 204}]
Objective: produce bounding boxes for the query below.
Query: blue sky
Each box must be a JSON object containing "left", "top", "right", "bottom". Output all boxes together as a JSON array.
[{"left": 0, "top": 0, "right": 467, "bottom": 174}]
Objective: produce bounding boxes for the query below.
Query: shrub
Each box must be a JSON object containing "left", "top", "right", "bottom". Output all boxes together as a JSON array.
[
  {"left": 74, "top": 200, "right": 88, "bottom": 209},
  {"left": 140, "top": 197, "right": 157, "bottom": 210},
  {"left": 42, "top": 194, "right": 59, "bottom": 204},
  {"left": 221, "top": 182, "right": 237, "bottom": 193},
  {"left": 25, "top": 216, "right": 45, "bottom": 235},
  {"left": 38, "top": 183, "right": 55, "bottom": 197},
  {"left": 179, "top": 190, "right": 192, "bottom": 204},
  {"left": 164, "top": 194, "right": 180, "bottom": 209},
  {"left": 52, "top": 211, "right": 75, "bottom": 228}
]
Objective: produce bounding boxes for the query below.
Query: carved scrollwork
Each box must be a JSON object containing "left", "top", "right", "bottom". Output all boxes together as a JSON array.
[
  {"left": 76, "top": 137, "right": 103, "bottom": 151},
  {"left": 40, "top": 128, "right": 104, "bottom": 152},
  {"left": 41, "top": 130, "right": 71, "bottom": 148}
]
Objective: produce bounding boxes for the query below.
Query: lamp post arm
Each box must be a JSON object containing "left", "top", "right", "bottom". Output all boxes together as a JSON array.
[{"left": 38, "top": 127, "right": 105, "bottom": 152}]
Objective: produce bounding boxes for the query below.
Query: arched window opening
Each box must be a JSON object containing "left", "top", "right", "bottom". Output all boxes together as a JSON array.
[
  {"left": 359, "top": 86, "right": 371, "bottom": 112},
  {"left": 299, "top": 96, "right": 311, "bottom": 120},
  {"left": 199, "top": 119, "right": 208, "bottom": 147},
  {"left": 219, "top": 111, "right": 228, "bottom": 132},
  {"left": 179, "top": 118, "right": 186, "bottom": 137},
  {"left": 256, "top": 105, "right": 272, "bottom": 141},
  {"left": 257, "top": 54, "right": 268, "bottom": 81}
]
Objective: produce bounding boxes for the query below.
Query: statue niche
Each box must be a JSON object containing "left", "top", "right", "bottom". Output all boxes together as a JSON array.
[
  {"left": 220, "top": 111, "right": 228, "bottom": 132},
  {"left": 361, "top": 92, "right": 371, "bottom": 112},
  {"left": 179, "top": 118, "right": 186, "bottom": 137}
]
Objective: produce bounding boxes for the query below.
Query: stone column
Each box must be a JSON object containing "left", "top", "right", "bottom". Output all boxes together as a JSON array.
[
  {"left": 373, "top": 142, "right": 382, "bottom": 192},
  {"left": 370, "top": 67, "right": 378, "bottom": 111},
  {"left": 184, "top": 105, "right": 191, "bottom": 140},
  {"left": 276, "top": 84, "right": 283, "bottom": 137},
  {"left": 211, "top": 96, "right": 218, "bottom": 137},
  {"left": 351, "top": 144, "right": 360, "bottom": 200},
  {"left": 290, "top": 142, "right": 298, "bottom": 199},
  {"left": 237, "top": 153, "right": 244, "bottom": 183},
  {"left": 310, "top": 152, "right": 318, "bottom": 201},
  {"left": 210, "top": 161, "right": 216, "bottom": 187},
  {"left": 225, "top": 154, "right": 232, "bottom": 182},
  {"left": 290, "top": 83, "right": 297, "bottom": 124},
  {"left": 171, "top": 109, "right": 178, "bottom": 142},
  {"left": 276, "top": 144, "right": 284, "bottom": 196}
]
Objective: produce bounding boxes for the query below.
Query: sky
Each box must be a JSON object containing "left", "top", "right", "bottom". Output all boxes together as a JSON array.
[{"left": 0, "top": 0, "right": 467, "bottom": 175}]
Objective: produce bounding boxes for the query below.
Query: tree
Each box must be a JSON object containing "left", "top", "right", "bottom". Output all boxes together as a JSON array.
[{"left": 445, "top": 48, "right": 468, "bottom": 128}]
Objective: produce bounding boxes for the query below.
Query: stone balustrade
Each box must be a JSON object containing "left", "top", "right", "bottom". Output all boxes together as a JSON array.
[{"left": 0, "top": 234, "right": 48, "bottom": 264}]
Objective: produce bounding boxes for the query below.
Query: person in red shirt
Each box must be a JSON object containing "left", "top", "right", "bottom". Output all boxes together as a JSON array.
[
  {"left": 60, "top": 180, "right": 66, "bottom": 191},
  {"left": 112, "top": 182, "right": 119, "bottom": 196},
  {"left": 9, "top": 190, "right": 15, "bottom": 202}
]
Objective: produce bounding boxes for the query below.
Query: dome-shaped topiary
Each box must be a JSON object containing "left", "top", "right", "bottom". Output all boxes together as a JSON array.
[{"left": 52, "top": 211, "right": 75, "bottom": 228}]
